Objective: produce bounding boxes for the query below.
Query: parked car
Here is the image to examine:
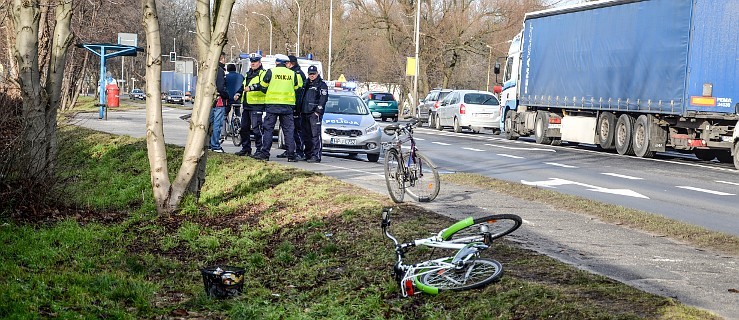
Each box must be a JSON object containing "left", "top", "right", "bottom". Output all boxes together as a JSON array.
[
  {"left": 435, "top": 90, "right": 501, "bottom": 133},
  {"left": 322, "top": 90, "right": 382, "bottom": 162},
  {"left": 165, "top": 90, "right": 185, "bottom": 105},
  {"left": 129, "top": 89, "right": 146, "bottom": 100},
  {"left": 360, "top": 91, "right": 398, "bottom": 122},
  {"left": 417, "top": 88, "right": 452, "bottom": 127}
]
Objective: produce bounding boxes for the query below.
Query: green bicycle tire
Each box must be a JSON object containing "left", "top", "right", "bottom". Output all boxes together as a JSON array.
[{"left": 441, "top": 214, "right": 522, "bottom": 244}]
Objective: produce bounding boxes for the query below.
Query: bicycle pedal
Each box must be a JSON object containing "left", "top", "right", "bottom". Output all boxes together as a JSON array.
[{"left": 417, "top": 196, "right": 430, "bottom": 202}]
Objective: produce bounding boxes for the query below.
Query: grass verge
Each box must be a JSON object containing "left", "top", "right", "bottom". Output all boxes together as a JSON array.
[
  {"left": 442, "top": 173, "right": 739, "bottom": 256},
  {"left": 0, "top": 126, "right": 722, "bottom": 319}
]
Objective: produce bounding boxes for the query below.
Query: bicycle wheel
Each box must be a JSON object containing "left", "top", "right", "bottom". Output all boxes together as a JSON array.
[
  {"left": 231, "top": 117, "right": 242, "bottom": 146},
  {"left": 441, "top": 214, "right": 522, "bottom": 244},
  {"left": 384, "top": 148, "right": 405, "bottom": 203},
  {"left": 402, "top": 151, "right": 440, "bottom": 203},
  {"left": 416, "top": 258, "right": 503, "bottom": 293}
]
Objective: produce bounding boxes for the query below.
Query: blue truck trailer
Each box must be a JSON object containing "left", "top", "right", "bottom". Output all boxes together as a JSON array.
[{"left": 497, "top": 0, "right": 739, "bottom": 169}]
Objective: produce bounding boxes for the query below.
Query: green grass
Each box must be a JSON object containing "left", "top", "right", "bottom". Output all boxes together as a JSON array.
[{"left": 0, "top": 125, "right": 723, "bottom": 319}]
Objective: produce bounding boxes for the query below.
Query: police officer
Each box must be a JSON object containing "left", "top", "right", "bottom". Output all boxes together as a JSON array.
[
  {"left": 277, "top": 55, "right": 307, "bottom": 160},
  {"left": 246, "top": 54, "right": 303, "bottom": 161},
  {"left": 235, "top": 54, "right": 266, "bottom": 156},
  {"left": 300, "top": 66, "right": 328, "bottom": 163}
]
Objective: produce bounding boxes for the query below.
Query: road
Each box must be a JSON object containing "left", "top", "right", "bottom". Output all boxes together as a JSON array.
[{"left": 71, "top": 105, "right": 739, "bottom": 236}]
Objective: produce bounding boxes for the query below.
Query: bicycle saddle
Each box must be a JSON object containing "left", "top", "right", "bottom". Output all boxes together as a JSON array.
[{"left": 383, "top": 124, "right": 400, "bottom": 135}]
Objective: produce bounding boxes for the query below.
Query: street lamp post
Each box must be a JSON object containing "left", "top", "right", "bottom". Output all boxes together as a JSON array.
[
  {"left": 412, "top": 0, "right": 421, "bottom": 114},
  {"left": 252, "top": 12, "right": 272, "bottom": 55},
  {"left": 131, "top": 78, "right": 136, "bottom": 90},
  {"left": 485, "top": 44, "right": 493, "bottom": 91},
  {"left": 294, "top": 0, "right": 301, "bottom": 56}
]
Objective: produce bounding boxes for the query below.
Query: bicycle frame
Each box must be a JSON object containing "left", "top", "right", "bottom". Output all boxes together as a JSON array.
[
  {"left": 381, "top": 208, "right": 489, "bottom": 296},
  {"left": 384, "top": 121, "right": 424, "bottom": 186}
]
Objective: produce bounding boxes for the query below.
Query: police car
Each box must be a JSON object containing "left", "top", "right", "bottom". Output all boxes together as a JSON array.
[{"left": 321, "top": 81, "right": 382, "bottom": 162}]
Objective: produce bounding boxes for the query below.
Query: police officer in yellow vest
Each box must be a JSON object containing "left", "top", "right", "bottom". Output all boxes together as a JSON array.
[
  {"left": 235, "top": 53, "right": 267, "bottom": 156},
  {"left": 245, "top": 54, "right": 303, "bottom": 161}
]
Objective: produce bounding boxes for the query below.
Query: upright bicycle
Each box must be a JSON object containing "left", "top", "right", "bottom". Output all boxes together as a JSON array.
[
  {"left": 383, "top": 119, "right": 440, "bottom": 203},
  {"left": 381, "top": 207, "right": 522, "bottom": 296},
  {"left": 221, "top": 103, "right": 243, "bottom": 146}
]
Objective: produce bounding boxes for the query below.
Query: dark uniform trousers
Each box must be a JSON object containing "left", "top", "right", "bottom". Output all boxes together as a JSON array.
[
  {"left": 259, "top": 107, "right": 295, "bottom": 157},
  {"left": 239, "top": 105, "right": 264, "bottom": 153},
  {"left": 292, "top": 113, "right": 304, "bottom": 157},
  {"left": 300, "top": 113, "right": 322, "bottom": 160}
]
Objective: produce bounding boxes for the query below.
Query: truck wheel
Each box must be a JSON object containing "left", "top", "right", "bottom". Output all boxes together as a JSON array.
[
  {"left": 615, "top": 114, "right": 635, "bottom": 156},
  {"left": 435, "top": 115, "right": 443, "bottom": 131},
  {"left": 716, "top": 150, "right": 732, "bottom": 163},
  {"left": 693, "top": 149, "right": 715, "bottom": 161},
  {"left": 535, "top": 112, "right": 552, "bottom": 145},
  {"left": 453, "top": 117, "right": 462, "bottom": 133},
  {"left": 504, "top": 110, "right": 519, "bottom": 140},
  {"left": 632, "top": 115, "right": 655, "bottom": 158},
  {"left": 597, "top": 112, "right": 617, "bottom": 150}
]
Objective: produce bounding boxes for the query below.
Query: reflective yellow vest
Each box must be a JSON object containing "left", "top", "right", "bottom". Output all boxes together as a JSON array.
[
  {"left": 243, "top": 69, "right": 266, "bottom": 105},
  {"left": 262, "top": 66, "right": 298, "bottom": 105}
]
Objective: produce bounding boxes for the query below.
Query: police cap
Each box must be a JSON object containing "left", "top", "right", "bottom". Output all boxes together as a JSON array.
[{"left": 307, "top": 65, "right": 318, "bottom": 74}]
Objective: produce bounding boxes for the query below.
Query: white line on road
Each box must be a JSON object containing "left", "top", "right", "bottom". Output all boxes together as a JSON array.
[
  {"left": 716, "top": 180, "right": 739, "bottom": 186},
  {"left": 544, "top": 162, "right": 578, "bottom": 168},
  {"left": 675, "top": 186, "right": 735, "bottom": 196},
  {"left": 316, "top": 163, "right": 384, "bottom": 177},
  {"left": 497, "top": 154, "right": 524, "bottom": 159},
  {"left": 602, "top": 173, "right": 643, "bottom": 180},
  {"left": 484, "top": 143, "right": 556, "bottom": 152},
  {"left": 463, "top": 147, "right": 485, "bottom": 152},
  {"left": 432, "top": 142, "right": 451, "bottom": 146}
]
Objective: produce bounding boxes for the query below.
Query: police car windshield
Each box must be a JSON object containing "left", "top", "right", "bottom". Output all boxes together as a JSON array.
[{"left": 325, "top": 96, "right": 368, "bottom": 115}]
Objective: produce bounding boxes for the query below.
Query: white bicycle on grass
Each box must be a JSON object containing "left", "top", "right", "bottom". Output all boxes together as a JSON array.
[{"left": 381, "top": 207, "right": 522, "bottom": 296}]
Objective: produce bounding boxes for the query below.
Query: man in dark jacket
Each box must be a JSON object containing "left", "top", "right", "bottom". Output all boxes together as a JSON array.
[
  {"left": 277, "top": 55, "right": 307, "bottom": 160},
  {"left": 208, "top": 52, "right": 229, "bottom": 153},
  {"left": 224, "top": 63, "right": 245, "bottom": 141},
  {"left": 235, "top": 54, "right": 267, "bottom": 156},
  {"left": 244, "top": 54, "right": 302, "bottom": 161},
  {"left": 300, "top": 65, "right": 328, "bottom": 163}
]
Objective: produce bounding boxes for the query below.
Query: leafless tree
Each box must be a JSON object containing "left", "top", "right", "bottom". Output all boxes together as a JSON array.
[{"left": 143, "top": 0, "right": 236, "bottom": 214}]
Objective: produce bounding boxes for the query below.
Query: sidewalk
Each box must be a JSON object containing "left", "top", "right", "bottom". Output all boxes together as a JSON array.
[{"left": 329, "top": 170, "right": 739, "bottom": 319}]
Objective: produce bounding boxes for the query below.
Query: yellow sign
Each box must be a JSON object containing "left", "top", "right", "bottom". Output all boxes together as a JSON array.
[
  {"left": 337, "top": 74, "right": 346, "bottom": 82},
  {"left": 406, "top": 57, "right": 416, "bottom": 76}
]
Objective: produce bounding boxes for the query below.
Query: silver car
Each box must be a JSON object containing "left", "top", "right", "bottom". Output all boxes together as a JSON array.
[
  {"left": 435, "top": 90, "right": 501, "bottom": 133},
  {"left": 321, "top": 91, "right": 382, "bottom": 162}
]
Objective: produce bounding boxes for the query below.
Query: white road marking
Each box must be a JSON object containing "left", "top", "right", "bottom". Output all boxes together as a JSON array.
[
  {"left": 484, "top": 143, "right": 556, "bottom": 152},
  {"left": 497, "top": 154, "right": 524, "bottom": 159},
  {"left": 432, "top": 142, "right": 451, "bottom": 146},
  {"left": 716, "top": 180, "right": 739, "bottom": 186},
  {"left": 521, "top": 178, "right": 650, "bottom": 199},
  {"left": 544, "top": 162, "right": 578, "bottom": 168},
  {"left": 675, "top": 186, "right": 735, "bottom": 196},
  {"left": 463, "top": 147, "right": 485, "bottom": 152},
  {"left": 316, "top": 163, "right": 384, "bottom": 177},
  {"left": 602, "top": 173, "right": 643, "bottom": 180},
  {"left": 414, "top": 137, "right": 425, "bottom": 141}
]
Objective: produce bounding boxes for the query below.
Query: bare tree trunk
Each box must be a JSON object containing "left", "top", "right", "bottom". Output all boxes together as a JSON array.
[
  {"left": 13, "top": 0, "right": 47, "bottom": 177},
  {"left": 167, "top": 0, "right": 234, "bottom": 209},
  {"left": 142, "top": 0, "right": 235, "bottom": 214},
  {"left": 45, "top": 0, "right": 74, "bottom": 172},
  {"left": 142, "top": 0, "right": 172, "bottom": 214}
]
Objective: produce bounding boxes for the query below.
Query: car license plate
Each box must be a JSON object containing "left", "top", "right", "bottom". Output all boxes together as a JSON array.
[
  {"left": 377, "top": 102, "right": 388, "bottom": 106},
  {"left": 331, "top": 138, "right": 357, "bottom": 145},
  {"left": 474, "top": 113, "right": 492, "bottom": 118}
]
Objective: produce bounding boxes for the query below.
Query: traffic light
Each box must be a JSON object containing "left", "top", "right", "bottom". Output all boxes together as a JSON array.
[{"left": 169, "top": 52, "right": 176, "bottom": 62}]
